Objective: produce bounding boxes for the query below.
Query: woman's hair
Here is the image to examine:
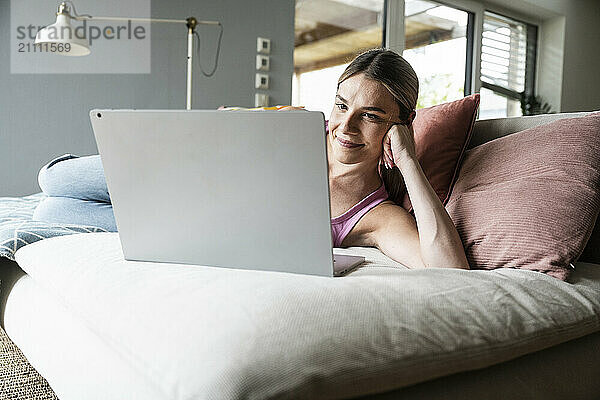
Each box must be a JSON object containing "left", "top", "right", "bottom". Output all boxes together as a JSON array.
[{"left": 337, "top": 48, "right": 419, "bottom": 206}]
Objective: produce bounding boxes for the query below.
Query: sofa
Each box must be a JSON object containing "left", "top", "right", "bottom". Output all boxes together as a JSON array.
[{"left": 0, "top": 111, "right": 599, "bottom": 399}]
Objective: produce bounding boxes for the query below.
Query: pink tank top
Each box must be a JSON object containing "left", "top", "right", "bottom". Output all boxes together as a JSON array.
[{"left": 331, "top": 184, "right": 389, "bottom": 247}]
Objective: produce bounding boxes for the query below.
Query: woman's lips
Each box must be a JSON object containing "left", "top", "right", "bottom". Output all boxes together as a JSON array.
[{"left": 336, "top": 137, "right": 364, "bottom": 148}]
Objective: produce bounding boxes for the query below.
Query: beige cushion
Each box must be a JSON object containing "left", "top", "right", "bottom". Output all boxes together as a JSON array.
[{"left": 469, "top": 112, "right": 593, "bottom": 149}]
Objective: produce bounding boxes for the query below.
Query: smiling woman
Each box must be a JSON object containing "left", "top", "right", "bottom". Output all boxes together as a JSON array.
[{"left": 326, "top": 48, "right": 469, "bottom": 270}]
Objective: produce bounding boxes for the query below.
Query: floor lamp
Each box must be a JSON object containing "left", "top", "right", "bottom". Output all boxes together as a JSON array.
[{"left": 34, "top": 1, "right": 222, "bottom": 110}]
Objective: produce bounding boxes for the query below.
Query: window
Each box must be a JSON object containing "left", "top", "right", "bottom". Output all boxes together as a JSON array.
[
  {"left": 402, "top": 0, "right": 473, "bottom": 108},
  {"left": 291, "top": 1, "right": 539, "bottom": 120},
  {"left": 292, "top": 0, "right": 385, "bottom": 114},
  {"left": 479, "top": 11, "right": 537, "bottom": 119}
]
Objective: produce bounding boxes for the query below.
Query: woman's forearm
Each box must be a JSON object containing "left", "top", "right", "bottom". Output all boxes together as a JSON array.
[{"left": 395, "top": 153, "right": 469, "bottom": 269}]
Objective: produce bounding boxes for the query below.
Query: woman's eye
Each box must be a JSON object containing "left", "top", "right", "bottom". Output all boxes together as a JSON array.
[
  {"left": 363, "top": 113, "right": 381, "bottom": 121},
  {"left": 335, "top": 103, "right": 347, "bottom": 111}
]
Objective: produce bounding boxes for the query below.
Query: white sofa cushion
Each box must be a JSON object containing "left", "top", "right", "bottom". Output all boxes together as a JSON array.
[{"left": 14, "top": 233, "right": 600, "bottom": 399}]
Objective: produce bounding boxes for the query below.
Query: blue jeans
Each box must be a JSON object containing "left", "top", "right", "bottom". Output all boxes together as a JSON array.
[{"left": 32, "top": 154, "right": 117, "bottom": 231}]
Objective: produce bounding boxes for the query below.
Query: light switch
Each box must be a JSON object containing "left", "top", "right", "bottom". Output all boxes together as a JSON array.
[
  {"left": 255, "top": 73, "right": 269, "bottom": 89},
  {"left": 255, "top": 93, "right": 269, "bottom": 107},
  {"left": 257, "top": 37, "right": 271, "bottom": 54},
  {"left": 256, "top": 54, "right": 270, "bottom": 71}
]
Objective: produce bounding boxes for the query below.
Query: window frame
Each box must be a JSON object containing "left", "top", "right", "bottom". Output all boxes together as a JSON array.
[
  {"left": 384, "top": 0, "right": 541, "bottom": 104},
  {"left": 480, "top": 10, "right": 538, "bottom": 101}
]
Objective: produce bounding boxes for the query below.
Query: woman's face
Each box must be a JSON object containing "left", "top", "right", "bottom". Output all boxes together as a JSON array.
[{"left": 329, "top": 73, "right": 400, "bottom": 165}]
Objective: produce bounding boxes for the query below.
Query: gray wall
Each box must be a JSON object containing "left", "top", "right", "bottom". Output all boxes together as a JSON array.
[
  {"left": 0, "top": 0, "right": 295, "bottom": 196},
  {"left": 552, "top": 0, "right": 600, "bottom": 112},
  {"left": 537, "top": 15, "right": 565, "bottom": 113}
]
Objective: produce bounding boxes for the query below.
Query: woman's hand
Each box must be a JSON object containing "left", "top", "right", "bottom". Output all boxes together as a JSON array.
[{"left": 381, "top": 123, "right": 417, "bottom": 169}]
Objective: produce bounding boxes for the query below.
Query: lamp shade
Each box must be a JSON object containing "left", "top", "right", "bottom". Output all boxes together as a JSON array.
[{"left": 34, "top": 14, "right": 90, "bottom": 56}]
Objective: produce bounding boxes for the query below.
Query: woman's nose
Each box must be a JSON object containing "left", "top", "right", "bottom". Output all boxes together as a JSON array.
[{"left": 338, "top": 112, "right": 358, "bottom": 132}]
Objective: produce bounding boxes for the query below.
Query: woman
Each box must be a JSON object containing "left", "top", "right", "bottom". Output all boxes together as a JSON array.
[
  {"left": 36, "top": 49, "right": 468, "bottom": 271},
  {"left": 322, "top": 48, "right": 469, "bottom": 270}
]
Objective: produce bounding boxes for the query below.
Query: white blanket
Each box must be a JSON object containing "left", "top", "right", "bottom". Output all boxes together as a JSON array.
[{"left": 14, "top": 233, "right": 600, "bottom": 399}]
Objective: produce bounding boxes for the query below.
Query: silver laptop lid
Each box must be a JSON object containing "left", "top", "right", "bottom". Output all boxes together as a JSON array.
[{"left": 90, "top": 109, "right": 335, "bottom": 276}]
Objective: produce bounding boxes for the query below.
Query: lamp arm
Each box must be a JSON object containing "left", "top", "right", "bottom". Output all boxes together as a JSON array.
[
  {"left": 71, "top": 15, "right": 220, "bottom": 26},
  {"left": 60, "top": 0, "right": 221, "bottom": 110},
  {"left": 61, "top": 1, "right": 217, "bottom": 26}
]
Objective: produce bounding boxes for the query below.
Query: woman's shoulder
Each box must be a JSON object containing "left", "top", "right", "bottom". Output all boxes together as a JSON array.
[
  {"left": 362, "top": 200, "right": 415, "bottom": 236},
  {"left": 379, "top": 199, "right": 395, "bottom": 206},
  {"left": 340, "top": 199, "right": 408, "bottom": 247},
  {"left": 367, "top": 200, "right": 410, "bottom": 219}
]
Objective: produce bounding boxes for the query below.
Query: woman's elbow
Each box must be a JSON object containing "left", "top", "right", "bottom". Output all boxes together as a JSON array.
[
  {"left": 449, "top": 261, "right": 470, "bottom": 270},
  {"left": 421, "top": 248, "right": 470, "bottom": 270},
  {"left": 425, "top": 260, "right": 470, "bottom": 270}
]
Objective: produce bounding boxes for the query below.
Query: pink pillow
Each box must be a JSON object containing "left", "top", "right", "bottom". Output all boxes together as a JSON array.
[
  {"left": 445, "top": 113, "right": 600, "bottom": 280},
  {"left": 402, "top": 94, "right": 480, "bottom": 213}
]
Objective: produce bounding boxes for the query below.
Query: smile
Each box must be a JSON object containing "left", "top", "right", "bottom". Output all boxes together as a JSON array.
[{"left": 336, "top": 137, "right": 364, "bottom": 148}]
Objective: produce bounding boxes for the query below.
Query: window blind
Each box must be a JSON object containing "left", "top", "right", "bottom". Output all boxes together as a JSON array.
[{"left": 480, "top": 11, "right": 527, "bottom": 92}]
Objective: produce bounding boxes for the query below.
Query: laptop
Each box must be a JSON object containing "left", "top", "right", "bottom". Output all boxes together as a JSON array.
[{"left": 90, "top": 109, "right": 365, "bottom": 277}]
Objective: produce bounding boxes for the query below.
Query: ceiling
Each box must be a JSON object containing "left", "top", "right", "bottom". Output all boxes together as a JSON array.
[{"left": 294, "top": 0, "right": 466, "bottom": 74}]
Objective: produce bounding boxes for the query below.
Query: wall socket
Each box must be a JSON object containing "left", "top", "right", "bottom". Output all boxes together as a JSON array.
[
  {"left": 255, "top": 93, "right": 269, "bottom": 107},
  {"left": 255, "top": 73, "right": 269, "bottom": 89},
  {"left": 257, "top": 37, "right": 271, "bottom": 54},
  {"left": 256, "top": 54, "right": 270, "bottom": 71}
]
